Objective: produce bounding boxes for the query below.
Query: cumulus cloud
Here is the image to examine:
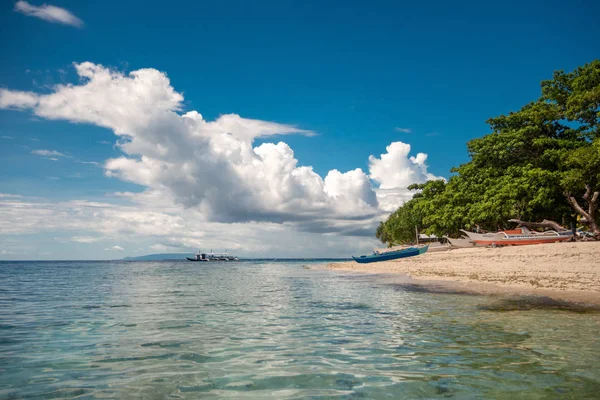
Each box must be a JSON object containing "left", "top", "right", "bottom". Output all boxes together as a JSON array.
[
  {"left": 14, "top": 1, "right": 83, "bottom": 27},
  {"left": 0, "top": 62, "right": 442, "bottom": 238},
  {"left": 369, "top": 142, "right": 441, "bottom": 190},
  {"left": 0, "top": 89, "right": 39, "bottom": 109},
  {"left": 369, "top": 142, "right": 444, "bottom": 211}
]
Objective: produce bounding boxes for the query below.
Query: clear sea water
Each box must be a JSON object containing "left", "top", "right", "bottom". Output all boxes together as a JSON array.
[{"left": 1, "top": 260, "right": 599, "bottom": 399}]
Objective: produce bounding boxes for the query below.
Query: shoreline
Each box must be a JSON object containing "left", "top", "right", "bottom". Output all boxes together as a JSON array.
[{"left": 324, "top": 242, "right": 600, "bottom": 307}]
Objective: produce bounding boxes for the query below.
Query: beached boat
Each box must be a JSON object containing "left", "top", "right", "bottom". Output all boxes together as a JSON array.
[
  {"left": 353, "top": 244, "right": 429, "bottom": 264},
  {"left": 426, "top": 242, "right": 451, "bottom": 252},
  {"left": 460, "top": 229, "right": 572, "bottom": 246},
  {"left": 447, "top": 236, "right": 486, "bottom": 248},
  {"left": 374, "top": 242, "right": 449, "bottom": 254}
]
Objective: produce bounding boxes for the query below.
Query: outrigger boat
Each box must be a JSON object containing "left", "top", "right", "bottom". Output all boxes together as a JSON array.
[
  {"left": 460, "top": 228, "right": 572, "bottom": 246},
  {"left": 446, "top": 236, "right": 487, "bottom": 248},
  {"left": 373, "top": 241, "right": 449, "bottom": 254},
  {"left": 187, "top": 250, "right": 238, "bottom": 262},
  {"left": 353, "top": 244, "right": 429, "bottom": 264}
]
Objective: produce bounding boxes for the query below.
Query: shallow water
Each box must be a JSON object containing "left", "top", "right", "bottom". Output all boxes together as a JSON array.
[{"left": 0, "top": 260, "right": 599, "bottom": 399}]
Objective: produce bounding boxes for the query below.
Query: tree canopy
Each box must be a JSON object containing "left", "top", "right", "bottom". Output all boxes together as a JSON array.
[{"left": 378, "top": 60, "right": 600, "bottom": 245}]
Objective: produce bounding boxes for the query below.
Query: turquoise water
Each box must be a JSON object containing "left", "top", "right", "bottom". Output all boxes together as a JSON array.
[{"left": 1, "top": 260, "right": 599, "bottom": 399}]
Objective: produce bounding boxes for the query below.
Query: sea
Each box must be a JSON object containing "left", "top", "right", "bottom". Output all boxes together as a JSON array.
[{"left": 1, "top": 260, "right": 599, "bottom": 399}]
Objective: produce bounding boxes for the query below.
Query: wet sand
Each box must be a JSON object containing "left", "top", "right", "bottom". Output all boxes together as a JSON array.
[{"left": 326, "top": 242, "right": 600, "bottom": 306}]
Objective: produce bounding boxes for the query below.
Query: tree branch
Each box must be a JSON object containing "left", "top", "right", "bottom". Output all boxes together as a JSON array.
[
  {"left": 589, "top": 190, "right": 599, "bottom": 217},
  {"left": 591, "top": 191, "right": 599, "bottom": 205},
  {"left": 508, "top": 219, "right": 568, "bottom": 232},
  {"left": 566, "top": 192, "right": 591, "bottom": 220},
  {"left": 583, "top": 184, "right": 592, "bottom": 201}
]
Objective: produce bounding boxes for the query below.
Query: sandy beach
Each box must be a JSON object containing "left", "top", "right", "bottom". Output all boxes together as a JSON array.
[{"left": 327, "top": 242, "right": 600, "bottom": 306}]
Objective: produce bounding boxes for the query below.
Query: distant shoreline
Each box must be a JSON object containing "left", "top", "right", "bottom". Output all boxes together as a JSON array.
[{"left": 325, "top": 242, "right": 600, "bottom": 307}]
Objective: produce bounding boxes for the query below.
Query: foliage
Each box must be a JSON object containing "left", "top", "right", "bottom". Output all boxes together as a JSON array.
[{"left": 378, "top": 60, "right": 600, "bottom": 244}]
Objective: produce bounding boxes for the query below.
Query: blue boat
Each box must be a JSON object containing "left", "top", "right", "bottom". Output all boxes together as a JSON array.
[{"left": 352, "top": 244, "right": 429, "bottom": 264}]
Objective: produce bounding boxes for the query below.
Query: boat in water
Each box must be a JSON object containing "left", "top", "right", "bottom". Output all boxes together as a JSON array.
[
  {"left": 353, "top": 244, "right": 429, "bottom": 264},
  {"left": 460, "top": 228, "right": 573, "bottom": 246},
  {"left": 187, "top": 250, "right": 239, "bottom": 262}
]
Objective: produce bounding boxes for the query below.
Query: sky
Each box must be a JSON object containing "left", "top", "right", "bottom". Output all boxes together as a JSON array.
[{"left": 1, "top": 0, "right": 598, "bottom": 259}]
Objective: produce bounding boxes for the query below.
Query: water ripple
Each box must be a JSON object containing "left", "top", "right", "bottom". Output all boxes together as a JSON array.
[{"left": 0, "top": 260, "right": 599, "bottom": 398}]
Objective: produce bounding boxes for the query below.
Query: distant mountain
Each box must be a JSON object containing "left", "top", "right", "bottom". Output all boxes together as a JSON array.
[{"left": 122, "top": 253, "right": 190, "bottom": 261}]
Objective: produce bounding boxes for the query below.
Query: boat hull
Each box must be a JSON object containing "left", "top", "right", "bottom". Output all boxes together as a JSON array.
[
  {"left": 426, "top": 243, "right": 451, "bottom": 252},
  {"left": 460, "top": 230, "right": 501, "bottom": 241},
  {"left": 460, "top": 229, "right": 573, "bottom": 246},
  {"left": 447, "top": 237, "right": 486, "bottom": 248},
  {"left": 186, "top": 257, "right": 209, "bottom": 261},
  {"left": 470, "top": 236, "right": 571, "bottom": 246},
  {"left": 353, "top": 245, "right": 428, "bottom": 264}
]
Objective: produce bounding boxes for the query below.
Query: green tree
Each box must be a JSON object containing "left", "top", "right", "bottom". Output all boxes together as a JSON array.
[
  {"left": 562, "top": 139, "right": 600, "bottom": 232},
  {"left": 379, "top": 200, "right": 421, "bottom": 245},
  {"left": 483, "top": 60, "right": 600, "bottom": 231},
  {"left": 377, "top": 60, "right": 600, "bottom": 243}
]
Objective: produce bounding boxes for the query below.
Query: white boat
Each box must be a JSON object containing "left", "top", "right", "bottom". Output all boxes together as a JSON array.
[
  {"left": 447, "top": 236, "right": 487, "bottom": 248},
  {"left": 460, "top": 228, "right": 572, "bottom": 246},
  {"left": 187, "top": 250, "right": 238, "bottom": 262},
  {"left": 425, "top": 242, "right": 451, "bottom": 252},
  {"left": 374, "top": 242, "right": 450, "bottom": 254}
]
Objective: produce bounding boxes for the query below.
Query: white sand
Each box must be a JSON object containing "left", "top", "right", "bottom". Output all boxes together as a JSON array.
[{"left": 327, "top": 242, "right": 600, "bottom": 305}]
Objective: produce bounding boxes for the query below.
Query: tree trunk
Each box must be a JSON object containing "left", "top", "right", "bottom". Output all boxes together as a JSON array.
[
  {"left": 508, "top": 219, "right": 568, "bottom": 232},
  {"left": 565, "top": 185, "right": 599, "bottom": 234}
]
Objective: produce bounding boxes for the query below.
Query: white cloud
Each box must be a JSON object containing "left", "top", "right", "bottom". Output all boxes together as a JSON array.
[
  {"left": 76, "top": 161, "right": 100, "bottom": 166},
  {"left": 0, "top": 62, "right": 443, "bottom": 246},
  {"left": 395, "top": 127, "right": 412, "bottom": 133},
  {"left": 0, "top": 89, "right": 39, "bottom": 109},
  {"left": 31, "top": 149, "right": 66, "bottom": 157},
  {"left": 0, "top": 194, "right": 381, "bottom": 258},
  {"left": 14, "top": 1, "right": 83, "bottom": 27},
  {"left": 369, "top": 142, "right": 442, "bottom": 190},
  {"left": 106, "top": 245, "right": 124, "bottom": 251},
  {"left": 150, "top": 243, "right": 175, "bottom": 251},
  {"left": 71, "top": 236, "right": 101, "bottom": 243},
  {"left": 1, "top": 136, "right": 14, "bottom": 139},
  {"left": 369, "top": 142, "right": 444, "bottom": 211}
]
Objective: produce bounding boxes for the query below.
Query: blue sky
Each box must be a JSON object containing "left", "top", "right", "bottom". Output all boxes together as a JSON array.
[{"left": 1, "top": 0, "right": 598, "bottom": 259}]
